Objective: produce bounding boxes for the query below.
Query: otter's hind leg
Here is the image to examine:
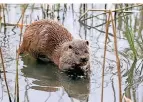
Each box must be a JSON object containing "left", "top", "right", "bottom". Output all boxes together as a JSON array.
[
  {"left": 28, "top": 49, "right": 52, "bottom": 62},
  {"left": 37, "top": 54, "right": 52, "bottom": 62}
]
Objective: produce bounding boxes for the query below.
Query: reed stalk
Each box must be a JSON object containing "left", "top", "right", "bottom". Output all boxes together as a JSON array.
[
  {"left": 79, "top": 4, "right": 143, "bottom": 21},
  {"left": 1, "top": 4, "right": 6, "bottom": 29},
  {"left": 19, "top": 4, "right": 28, "bottom": 46},
  {"left": 0, "top": 4, "right": 2, "bottom": 29},
  {"left": 101, "top": 12, "right": 111, "bottom": 102},
  {"left": 110, "top": 10, "right": 122, "bottom": 102},
  {"left": 14, "top": 4, "right": 28, "bottom": 102},
  {"left": 14, "top": 49, "right": 19, "bottom": 102},
  {"left": 0, "top": 48, "right": 12, "bottom": 102}
]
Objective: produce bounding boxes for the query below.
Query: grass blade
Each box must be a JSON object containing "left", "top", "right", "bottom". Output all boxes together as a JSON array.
[{"left": 119, "top": 5, "right": 138, "bottom": 93}]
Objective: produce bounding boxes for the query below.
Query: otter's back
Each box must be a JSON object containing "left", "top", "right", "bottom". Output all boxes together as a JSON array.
[{"left": 20, "top": 19, "right": 73, "bottom": 58}]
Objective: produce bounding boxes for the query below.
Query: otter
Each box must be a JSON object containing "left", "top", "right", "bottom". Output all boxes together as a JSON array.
[{"left": 18, "top": 19, "right": 90, "bottom": 78}]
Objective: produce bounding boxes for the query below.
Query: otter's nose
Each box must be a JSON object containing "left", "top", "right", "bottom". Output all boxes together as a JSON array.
[{"left": 80, "top": 57, "right": 88, "bottom": 62}]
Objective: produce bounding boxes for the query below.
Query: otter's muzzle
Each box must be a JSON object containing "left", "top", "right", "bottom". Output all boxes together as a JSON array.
[
  {"left": 80, "top": 57, "right": 88, "bottom": 66},
  {"left": 80, "top": 57, "right": 88, "bottom": 62}
]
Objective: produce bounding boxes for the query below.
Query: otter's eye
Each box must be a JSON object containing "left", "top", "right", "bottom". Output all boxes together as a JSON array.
[
  {"left": 69, "top": 45, "right": 72, "bottom": 49},
  {"left": 75, "top": 52, "right": 79, "bottom": 55},
  {"left": 85, "top": 41, "right": 89, "bottom": 45},
  {"left": 85, "top": 50, "right": 88, "bottom": 53}
]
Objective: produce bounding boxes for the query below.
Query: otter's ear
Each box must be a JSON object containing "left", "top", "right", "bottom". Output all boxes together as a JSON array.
[
  {"left": 69, "top": 45, "right": 73, "bottom": 49},
  {"left": 85, "top": 40, "right": 89, "bottom": 46}
]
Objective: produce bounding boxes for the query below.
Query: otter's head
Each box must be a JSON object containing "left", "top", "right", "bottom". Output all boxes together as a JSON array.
[{"left": 59, "top": 39, "right": 90, "bottom": 79}]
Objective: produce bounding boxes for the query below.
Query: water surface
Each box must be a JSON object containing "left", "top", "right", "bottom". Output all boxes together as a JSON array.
[{"left": 0, "top": 4, "right": 143, "bottom": 102}]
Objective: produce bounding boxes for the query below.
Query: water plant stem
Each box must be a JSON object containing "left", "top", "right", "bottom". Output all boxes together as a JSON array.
[
  {"left": 101, "top": 12, "right": 111, "bottom": 102},
  {"left": 0, "top": 48, "right": 12, "bottom": 102},
  {"left": 110, "top": 10, "right": 122, "bottom": 102}
]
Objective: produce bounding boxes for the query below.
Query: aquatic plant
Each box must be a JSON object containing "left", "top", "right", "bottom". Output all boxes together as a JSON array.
[{"left": 79, "top": 4, "right": 143, "bottom": 102}]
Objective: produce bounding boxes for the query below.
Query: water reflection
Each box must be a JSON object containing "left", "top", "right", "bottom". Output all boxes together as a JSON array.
[{"left": 21, "top": 55, "right": 90, "bottom": 101}]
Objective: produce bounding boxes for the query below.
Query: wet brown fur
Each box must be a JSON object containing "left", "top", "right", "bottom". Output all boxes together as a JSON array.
[{"left": 19, "top": 19, "right": 90, "bottom": 72}]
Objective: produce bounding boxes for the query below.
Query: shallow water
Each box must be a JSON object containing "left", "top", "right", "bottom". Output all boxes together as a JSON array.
[{"left": 0, "top": 4, "right": 143, "bottom": 102}]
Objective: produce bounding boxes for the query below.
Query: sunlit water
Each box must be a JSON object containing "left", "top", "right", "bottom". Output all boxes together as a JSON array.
[{"left": 0, "top": 4, "right": 143, "bottom": 102}]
